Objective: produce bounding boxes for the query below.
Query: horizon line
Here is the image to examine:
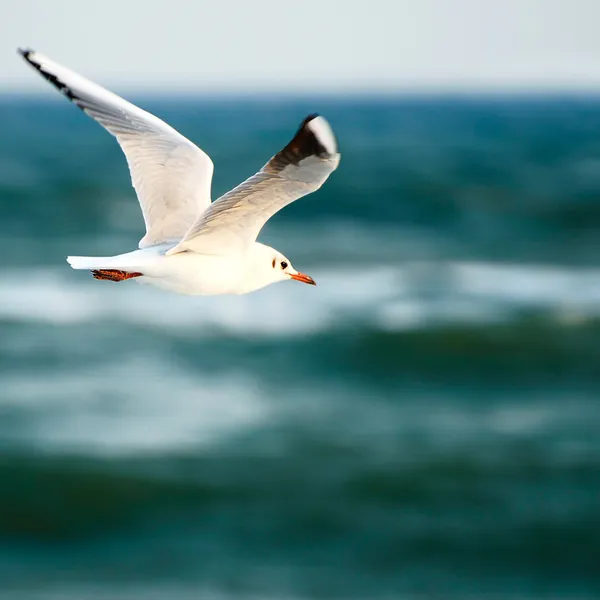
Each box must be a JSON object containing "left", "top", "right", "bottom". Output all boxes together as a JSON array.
[{"left": 5, "top": 86, "right": 600, "bottom": 99}]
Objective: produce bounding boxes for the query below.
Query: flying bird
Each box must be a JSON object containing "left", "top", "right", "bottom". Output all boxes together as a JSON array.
[{"left": 18, "top": 49, "right": 340, "bottom": 295}]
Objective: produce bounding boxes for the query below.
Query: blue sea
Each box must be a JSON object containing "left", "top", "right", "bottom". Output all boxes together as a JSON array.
[{"left": 0, "top": 95, "right": 599, "bottom": 599}]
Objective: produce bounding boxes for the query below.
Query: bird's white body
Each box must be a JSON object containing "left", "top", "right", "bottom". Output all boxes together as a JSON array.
[
  {"left": 68, "top": 243, "right": 293, "bottom": 295},
  {"left": 20, "top": 49, "right": 340, "bottom": 295}
]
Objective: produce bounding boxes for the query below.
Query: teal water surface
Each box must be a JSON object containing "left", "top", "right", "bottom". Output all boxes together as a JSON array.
[{"left": 0, "top": 95, "right": 599, "bottom": 599}]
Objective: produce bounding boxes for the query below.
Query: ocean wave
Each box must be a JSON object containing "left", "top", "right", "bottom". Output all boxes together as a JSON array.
[
  {"left": 0, "top": 356, "right": 272, "bottom": 455},
  {"left": 2, "top": 262, "right": 600, "bottom": 337},
  {"left": 0, "top": 442, "right": 597, "bottom": 545},
  {"left": 1, "top": 335, "right": 597, "bottom": 456}
]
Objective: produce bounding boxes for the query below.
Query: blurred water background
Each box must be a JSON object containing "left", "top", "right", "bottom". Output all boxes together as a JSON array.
[{"left": 0, "top": 95, "right": 599, "bottom": 599}]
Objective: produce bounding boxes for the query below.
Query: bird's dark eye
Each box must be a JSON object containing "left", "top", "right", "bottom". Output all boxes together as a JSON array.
[
  {"left": 280, "top": 261, "right": 288, "bottom": 270},
  {"left": 272, "top": 259, "right": 276, "bottom": 268}
]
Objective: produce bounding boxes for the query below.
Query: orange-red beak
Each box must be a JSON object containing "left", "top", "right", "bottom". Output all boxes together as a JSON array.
[{"left": 290, "top": 272, "right": 316, "bottom": 286}]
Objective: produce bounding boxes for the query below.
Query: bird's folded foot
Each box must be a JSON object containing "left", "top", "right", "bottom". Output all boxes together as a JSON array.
[{"left": 91, "top": 269, "right": 143, "bottom": 282}]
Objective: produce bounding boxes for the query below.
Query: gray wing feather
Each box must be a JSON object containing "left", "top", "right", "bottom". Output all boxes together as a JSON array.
[
  {"left": 169, "top": 114, "right": 340, "bottom": 256},
  {"left": 19, "top": 49, "right": 214, "bottom": 248}
]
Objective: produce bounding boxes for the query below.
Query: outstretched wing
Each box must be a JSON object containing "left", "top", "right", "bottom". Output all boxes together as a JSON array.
[
  {"left": 168, "top": 114, "right": 340, "bottom": 256},
  {"left": 19, "top": 49, "right": 214, "bottom": 248}
]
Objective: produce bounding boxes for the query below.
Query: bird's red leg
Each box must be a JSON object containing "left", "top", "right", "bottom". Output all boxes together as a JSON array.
[{"left": 91, "top": 269, "right": 143, "bottom": 282}]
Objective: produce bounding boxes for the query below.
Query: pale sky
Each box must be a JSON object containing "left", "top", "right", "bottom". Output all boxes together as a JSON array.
[{"left": 3, "top": 0, "right": 600, "bottom": 93}]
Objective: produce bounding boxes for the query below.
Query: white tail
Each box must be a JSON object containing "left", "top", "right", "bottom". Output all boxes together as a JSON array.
[{"left": 67, "top": 256, "right": 122, "bottom": 270}]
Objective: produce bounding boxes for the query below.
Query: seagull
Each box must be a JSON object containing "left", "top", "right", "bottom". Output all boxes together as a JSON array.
[{"left": 18, "top": 49, "right": 340, "bottom": 295}]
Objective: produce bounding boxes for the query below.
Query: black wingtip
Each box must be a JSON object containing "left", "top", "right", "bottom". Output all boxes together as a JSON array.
[
  {"left": 300, "top": 113, "right": 320, "bottom": 128},
  {"left": 290, "top": 113, "right": 336, "bottom": 159},
  {"left": 265, "top": 114, "right": 337, "bottom": 173},
  {"left": 16, "top": 48, "right": 82, "bottom": 105},
  {"left": 18, "top": 48, "right": 33, "bottom": 60}
]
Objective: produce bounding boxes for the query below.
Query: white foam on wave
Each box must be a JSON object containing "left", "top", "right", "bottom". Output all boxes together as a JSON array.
[
  {"left": 377, "top": 261, "right": 600, "bottom": 330},
  {"left": 1, "top": 355, "right": 272, "bottom": 455},
  {"left": 309, "top": 385, "right": 600, "bottom": 466},
  {"left": 452, "top": 261, "right": 600, "bottom": 307},
  {"left": 2, "top": 261, "right": 600, "bottom": 336}
]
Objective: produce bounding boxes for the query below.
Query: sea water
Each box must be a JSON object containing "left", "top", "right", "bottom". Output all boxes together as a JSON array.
[{"left": 0, "top": 95, "right": 598, "bottom": 599}]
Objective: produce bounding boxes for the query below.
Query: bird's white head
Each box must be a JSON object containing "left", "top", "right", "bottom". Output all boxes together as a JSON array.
[{"left": 243, "top": 243, "right": 315, "bottom": 293}]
